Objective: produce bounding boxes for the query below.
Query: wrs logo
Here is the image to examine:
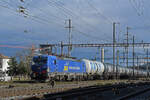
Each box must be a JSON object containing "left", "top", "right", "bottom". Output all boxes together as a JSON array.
[
  {"left": 64, "top": 62, "right": 69, "bottom": 71},
  {"left": 64, "top": 66, "right": 68, "bottom": 71}
]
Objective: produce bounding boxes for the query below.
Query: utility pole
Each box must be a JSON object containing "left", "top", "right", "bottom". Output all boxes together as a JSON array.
[
  {"left": 113, "top": 22, "right": 116, "bottom": 79},
  {"left": 137, "top": 56, "right": 139, "bottom": 77},
  {"left": 50, "top": 47, "right": 53, "bottom": 55},
  {"left": 101, "top": 48, "right": 104, "bottom": 63},
  {"left": 126, "top": 27, "right": 130, "bottom": 68},
  {"left": 46, "top": 46, "right": 53, "bottom": 55},
  {"left": 116, "top": 50, "right": 119, "bottom": 79},
  {"left": 54, "top": 46, "right": 57, "bottom": 55},
  {"left": 112, "top": 22, "right": 120, "bottom": 79},
  {"left": 60, "top": 41, "right": 64, "bottom": 56},
  {"left": 146, "top": 49, "right": 149, "bottom": 77},
  {"left": 132, "top": 36, "right": 135, "bottom": 78},
  {"left": 65, "top": 19, "right": 73, "bottom": 57}
]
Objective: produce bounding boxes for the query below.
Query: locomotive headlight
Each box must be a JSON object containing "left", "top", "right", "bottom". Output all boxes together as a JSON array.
[
  {"left": 47, "top": 67, "right": 50, "bottom": 72},
  {"left": 33, "top": 73, "right": 36, "bottom": 77},
  {"left": 32, "top": 61, "right": 35, "bottom": 65}
]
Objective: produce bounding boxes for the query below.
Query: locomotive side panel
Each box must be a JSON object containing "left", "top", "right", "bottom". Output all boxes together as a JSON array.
[{"left": 56, "top": 59, "right": 86, "bottom": 73}]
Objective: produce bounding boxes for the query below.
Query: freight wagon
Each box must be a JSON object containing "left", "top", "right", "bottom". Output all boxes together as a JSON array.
[{"left": 31, "top": 55, "right": 148, "bottom": 81}]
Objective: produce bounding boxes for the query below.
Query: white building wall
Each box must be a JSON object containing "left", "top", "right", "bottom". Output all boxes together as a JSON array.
[
  {"left": 1, "top": 59, "right": 10, "bottom": 72},
  {"left": 0, "top": 58, "right": 11, "bottom": 81}
]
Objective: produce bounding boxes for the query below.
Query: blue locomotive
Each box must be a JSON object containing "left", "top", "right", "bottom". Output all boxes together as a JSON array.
[
  {"left": 31, "top": 55, "right": 148, "bottom": 81},
  {"left": 31, "top": 55, "right": 87, "bottom": 81}
]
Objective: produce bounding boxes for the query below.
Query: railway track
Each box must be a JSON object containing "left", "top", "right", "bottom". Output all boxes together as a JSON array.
[
  {"left": 0, "top": 80, "right": 149, "bottom": 100},
  {"left": 0, "top": 80, "right": 108, "bottom": 99},
  {"left": 42, "top": 84, "right": 123, "bottom": 100},
  {"left": 119, "top": 85, "right": 150, "bottom": 100},
  {"left": 23, "top": 81, "right": 150, "bottom": 100},
  {"left": 0, "top": 85, "right": 80, "bottom": 99}
]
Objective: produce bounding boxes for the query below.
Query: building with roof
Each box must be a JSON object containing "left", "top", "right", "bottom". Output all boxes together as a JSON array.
[
  {"left": 0, "top": 54, "right": 11, "bottom": 81},
  {"left": 0, "top": 54, "right": 10, "bottom": 73}
]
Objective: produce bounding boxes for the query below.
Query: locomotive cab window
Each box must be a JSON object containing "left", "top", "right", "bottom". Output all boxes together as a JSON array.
[
  {"left": 54, "top": 60, "right": 56, "bottom": 65},
  {"left": 33, "top": 56, "right": 47, "bottom": 65},
  {"left": 42, "top": 57, "right": 47, "bottom": 63}
]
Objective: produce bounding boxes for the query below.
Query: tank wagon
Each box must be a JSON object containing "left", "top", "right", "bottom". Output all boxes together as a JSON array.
[
  {"left": 31, "top": 55, "right": 148, "bottom": 81},
  {"left": 82, "top": 59, "right": 105, "bottom": 80}
]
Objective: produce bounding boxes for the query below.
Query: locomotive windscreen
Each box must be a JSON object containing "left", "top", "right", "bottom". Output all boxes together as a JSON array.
[{"left": 33, "top": 56, "right": 47, "bottom": 65}]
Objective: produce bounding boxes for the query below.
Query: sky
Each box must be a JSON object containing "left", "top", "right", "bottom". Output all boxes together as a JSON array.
[{"left": 0, "top": 0, "right": 150, "bottom": 64}]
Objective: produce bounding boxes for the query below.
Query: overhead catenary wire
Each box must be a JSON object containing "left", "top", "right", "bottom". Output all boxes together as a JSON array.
[
  {"left": 12, "top": 0, "right": 19, "bottom": 7},
  {"left": 0, "top": 0, "right": 17, "bottom": 10},
  {"left": 0, "top": 1, "right": 66, "bottom": 27},
  {"left": 0, "top": 1, "right": 50, "bottom": 25},
  {"left": 43, "top": 0, "right": 112, "bottom": 42},
  {"left": 0, "top": 1, "right": 91, "bottom": 41},
  {"left": 37, "top": 7, "right": 65, "bottom": 21},
  {"left": 19, "top": 0, "right": 33, "bottom": 8},
  {"left": 129, "top": 0, "right": 144, "bottom": 16},
  {"left": 47, "top": 0, "right": 108, "bottom": 35},
  {"left": 86, "top": 0, "right": 113, "bottom": 24},
  {"left": 128, "top": 0, "right": 150, "bottom": 39},
  {"left": 0, "top": 4, "right": 49, "bottom": 26},
  {"left": 0, "top": 0, "right": 12, "bottom": 6},
  {"left": 20, "top": 0, "right": 66, "bottom": 27},
  {"left": 46, "top": 0, "right": 111, "bottom": 42},
  {"left": 79, "top": 0, "right": 113, "bottom": 41},
  {"left": 22, "top": 0, "right": 110, "bottom": 41},
  {"left": 0, "top": 0, "right": 111, "bottom": 43},
  {"left": 73, "top": 29, "right": 110, "bottom": 43},
  {"left": 46, "top": 0, "right": 74, "bottom": 18},
  {"left": 0, "top": 2, "right": 71, "bottom": 43},
  {"left": 0, "top": 1, "right": 71, "bottom": 44},
  {"left": 73, "top": 0, "right": 112, "bottom": 43}
]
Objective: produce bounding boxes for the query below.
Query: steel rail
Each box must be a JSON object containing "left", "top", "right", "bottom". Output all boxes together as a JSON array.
[{"left": 119, "top": 86, "right": 150, "bottom": 100}]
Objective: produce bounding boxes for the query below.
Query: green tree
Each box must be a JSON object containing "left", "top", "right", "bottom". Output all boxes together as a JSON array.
[
  {"left": 18, "top": 60, "right": 27, "bottom": 76},
  {"left": 16, "top": 49, "right": 32, "bottom": 76},
  {"left": 8, "top": 57, "right": 18, "bottom": 76}
]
